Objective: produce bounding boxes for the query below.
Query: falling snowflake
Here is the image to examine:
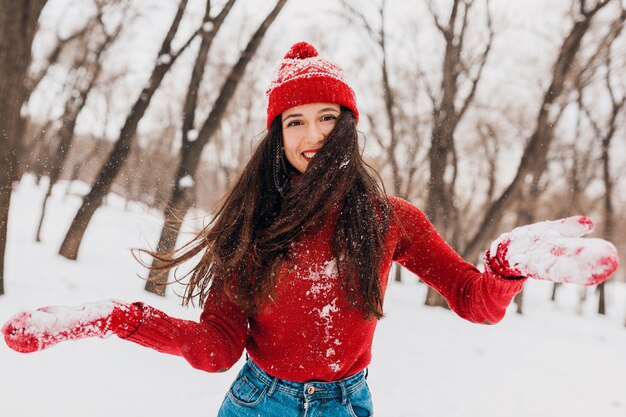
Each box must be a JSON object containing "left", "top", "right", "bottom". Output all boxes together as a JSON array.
[
  {"left": 202, "top": 21, "right": 214, "bottom": 32},
  {"left": 156, "top": 54, "right": 171, "bottom": 65},
  {"left": 179, "top": 175, "right": 194, "bottom": 188},
  {"left": 187, "top": 129, "right": 198, "bottom": 142}
]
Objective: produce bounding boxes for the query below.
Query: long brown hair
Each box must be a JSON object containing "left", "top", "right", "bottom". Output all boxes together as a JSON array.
[{"left": 146, "top": 108, "right": 391, "bottom": 319}]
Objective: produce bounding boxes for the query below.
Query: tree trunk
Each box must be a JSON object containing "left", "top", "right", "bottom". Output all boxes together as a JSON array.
[
  {"left": 394, "top": 264, "right": 402, "bottom": 283},
  {"left": 145, "top": 183, "right": 195, "bottom": 294},
  {"left": 145, "top": 0, "right": 289, "bottom": 295},
  {"left": 424, "top": 0, "right": 493, "bottom": 308},
  {"left": 584, "top": 9, "right": 626, "bottom": 313},
  {"left": 0, "top": 0, "right": 48, "bottom": 294},
  {"left": 58, "top": 0, "right": 195, "bottom": 260},
  {"left": 551, "top": 283, "right": 560, "bottom": 302},
  {"left": 339, "top": 3, "right": 418, "bottom": 285},
  {"left": 144, "top": 0, "right": 237, "bottom": 294},
  {"left": 379, "top": 2, "right": 403, "bottom": 284},
  {"left": 597, "top": 75, "right": 620, "bottom": 317},
  {"left": 597, "top": 283, "right": 606, "bottom": 315},
  {"left": 143, "top": 0, "right": 220, "bottom": 293},
  {"left": 513, "top": 291, "right": 523, "bottom": 315}
]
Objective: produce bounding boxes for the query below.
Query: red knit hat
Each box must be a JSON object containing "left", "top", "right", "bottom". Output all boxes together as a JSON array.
[{"left": 266, "top": 41, "right": 359, "bottom": 129}]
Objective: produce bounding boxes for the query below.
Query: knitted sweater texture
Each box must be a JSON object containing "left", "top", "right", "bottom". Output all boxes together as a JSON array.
[{"left": 124, "top": 196, "right": 525, "bottom": 382}]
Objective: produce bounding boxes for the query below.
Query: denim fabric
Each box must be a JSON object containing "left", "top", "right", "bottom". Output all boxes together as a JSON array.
[{"left": 217, "top": 359, "right": 373, "bottom": 416}]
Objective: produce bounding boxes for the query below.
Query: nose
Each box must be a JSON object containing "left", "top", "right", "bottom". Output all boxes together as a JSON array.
[{"left": 304, "top": 122, "right": 325, "bottom": 146}]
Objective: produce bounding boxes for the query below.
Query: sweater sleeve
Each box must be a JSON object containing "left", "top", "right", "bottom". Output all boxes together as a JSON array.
[
  {"left": 121, "top": 284, "right": 247, "bottom": 372},
  {"left": 389, "top": 196, "right": 525, "bottom": 324}
]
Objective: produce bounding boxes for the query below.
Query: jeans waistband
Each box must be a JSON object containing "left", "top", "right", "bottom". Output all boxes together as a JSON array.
[{"left": 245, "top": 359, "right": 367, "bottom": 401}]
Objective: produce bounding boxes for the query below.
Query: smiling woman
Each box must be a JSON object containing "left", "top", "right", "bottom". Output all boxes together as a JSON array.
[{"left": 2, "top": 41, "right": 619, "bottom": 417}]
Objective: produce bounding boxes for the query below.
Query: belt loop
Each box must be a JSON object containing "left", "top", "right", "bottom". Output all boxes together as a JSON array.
[
  {"left": 267, "top": 375, "right": 278, "bottom": 397},
  {"left": 339, "top": 381, "right": 348, "bottom": 405},
  {"left": 365, "top": 367, "right": 369, "bottom": 380}
]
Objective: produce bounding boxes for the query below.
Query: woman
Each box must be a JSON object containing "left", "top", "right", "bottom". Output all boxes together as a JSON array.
[{"left": 2, "top": 42, "right": 619, "bottom": 416}]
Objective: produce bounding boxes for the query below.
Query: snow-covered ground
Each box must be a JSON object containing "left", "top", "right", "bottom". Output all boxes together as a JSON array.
[{"left": 1, "top": 175, "right": 625, "bottom": 417}]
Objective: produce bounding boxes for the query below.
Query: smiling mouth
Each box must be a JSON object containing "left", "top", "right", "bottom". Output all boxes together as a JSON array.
[{"left": 302, "top": 150, "right": 320, "bottom": 161}]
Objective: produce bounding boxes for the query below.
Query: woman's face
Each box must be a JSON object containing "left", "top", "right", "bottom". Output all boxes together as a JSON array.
[{"left": 281, "top": 102, "right": 340, "bottom": 173}]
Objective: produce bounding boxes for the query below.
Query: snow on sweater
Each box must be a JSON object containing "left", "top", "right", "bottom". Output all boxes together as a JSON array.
[{"left": 123, "top": 196, "right": 525, "bottom": 382}]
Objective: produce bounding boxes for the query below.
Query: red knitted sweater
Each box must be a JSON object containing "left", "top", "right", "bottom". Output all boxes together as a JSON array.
[{"left": 124, "top": 196, "right": 525, "bottom": 382}]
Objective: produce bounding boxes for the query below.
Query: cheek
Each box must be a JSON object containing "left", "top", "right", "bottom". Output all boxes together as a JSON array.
[
  {"left": 322, "top": 124, "right": 336, "bottom": 136},
  {"left": 281, "top": 132, "right": 309, "bottom": 173},
  {"left": 281, "top": 134, "right": 299, "bottom": 164},
  {"left": 282, "top": 132, "right": 298, "bottom": 154}
]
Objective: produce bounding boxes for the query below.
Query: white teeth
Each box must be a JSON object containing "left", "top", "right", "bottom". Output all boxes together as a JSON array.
[{"left": 303, "top": 152, "right": 317, "bottom": 159}]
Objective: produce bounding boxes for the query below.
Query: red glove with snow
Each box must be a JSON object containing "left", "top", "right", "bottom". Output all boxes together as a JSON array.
[
  {"left": 2, "top": 300, "right": 142, "bottom": 353},
  {"left": 486, "top": 216, "right": 619, "bottom": 285}
]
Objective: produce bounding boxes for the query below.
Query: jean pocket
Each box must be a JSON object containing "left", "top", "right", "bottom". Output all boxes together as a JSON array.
[
  {"left": 347, "top": 381, "right": 374, "bottom": 417},
  {"left": 228, "top": 373, "right": 268, "bottom": 407}
]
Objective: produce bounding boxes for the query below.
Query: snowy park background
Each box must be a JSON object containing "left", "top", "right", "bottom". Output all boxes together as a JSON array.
[{"left": 1, "top": 177, "right": 625, "bottom": 417}]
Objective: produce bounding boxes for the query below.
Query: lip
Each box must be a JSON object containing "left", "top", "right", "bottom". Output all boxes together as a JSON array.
[{"left": 302, "top": 148, "right": 321, "bottom": 162}]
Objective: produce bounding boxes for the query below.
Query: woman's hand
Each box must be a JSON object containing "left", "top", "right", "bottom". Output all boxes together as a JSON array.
[
  {"left": 486, "top": 216, "right": 619, "bottom": 285},
  {"left": 2, "top": 300, "right": 142, "bottom": 353}
]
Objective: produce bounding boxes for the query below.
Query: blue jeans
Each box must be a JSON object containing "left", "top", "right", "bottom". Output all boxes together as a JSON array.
[{"left": 217, "top": 359, "right": 374, "bottom": 416}]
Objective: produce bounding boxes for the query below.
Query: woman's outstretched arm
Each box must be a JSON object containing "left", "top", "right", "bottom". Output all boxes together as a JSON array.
[
  {"left": 388, "top": 196, "right": 618, "bottom": 324},
  {"left": 3, "top": 284, "right": 248, "bottom": 373}
]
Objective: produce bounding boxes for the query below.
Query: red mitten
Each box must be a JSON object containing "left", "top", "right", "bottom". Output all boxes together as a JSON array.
[
  {"left": 2, "top": 300, "right": 142, "bottom": 353},
  {"left": 486, "top": 216, "right": 619, "bottom": 285}
]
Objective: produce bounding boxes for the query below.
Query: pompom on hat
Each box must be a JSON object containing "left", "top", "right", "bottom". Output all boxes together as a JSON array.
[{"left": 266, "top": 41, "right": 359, "bottom": 129}]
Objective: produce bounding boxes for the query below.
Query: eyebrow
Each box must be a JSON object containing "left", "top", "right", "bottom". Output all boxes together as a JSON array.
[{"left": 283, "top": 107, "right": 340, "bottom": 123}]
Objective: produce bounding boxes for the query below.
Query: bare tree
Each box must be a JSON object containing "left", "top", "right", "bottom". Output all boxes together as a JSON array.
[
  {"left": 212, "top": 72, "right": 263, "bottom": 191},
  {"left": 58, "top": 0, "right": 200, "bottom": 260},
  {"left": 423, "top": 0, "right": 494, "bottom": 307},
  {"left": 0, "top": 0, "right": 48, "bottom": 295},
  {"left": 341, "top": 0, "right": 427, "bottom": 201},
  {"left": 143, "top": 0, "right": 241, "bottom": 295},
  {"left": 145, "top": 0, "right": 289, "bottom": 295},
  {"left": 461, "top": 0, "right": 615, "bottom": 263},
  {"left": 35, "top": 3, "right": 128, "bottom": 242},
  {"left": 16, "top": 4, "right": 96, "bottom": 183},
  {"left": 547, "top": 5, "right": 625, "bottom": 306},
  {"left": 340, "top": 0, "right": 429, "bottom": 283},
  {"left": 579, "top": 10, "right": 626, "bottom": 314},
  {"left": 341, "top": 0, "right": 405, "bottom": 194}
]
